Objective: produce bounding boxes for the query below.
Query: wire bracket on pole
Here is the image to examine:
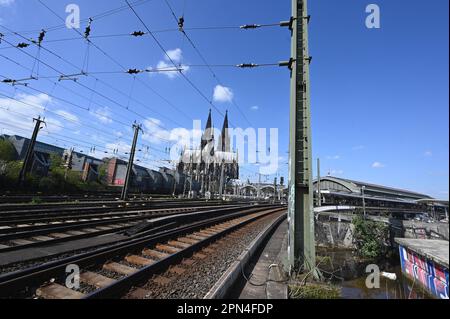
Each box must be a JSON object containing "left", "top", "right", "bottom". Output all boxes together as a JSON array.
[
  {"left": 1, "top": 76, "right": 37, "bottom": 86},
  {"left": 280, "top": 17, "right": 296, "bottom": 31},
  {"left": 279, "top": 58, "right": 296, "bottom": 70},
  {"left": 58, "top": 72, "right": 86, "bottom": 82}
]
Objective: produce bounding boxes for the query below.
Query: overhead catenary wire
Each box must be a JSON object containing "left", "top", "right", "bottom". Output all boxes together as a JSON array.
[
  {"left": 164, "top": 0, "right": 253, "bottom": 127},
  {"left": 0, "top": 24, "right": 186, "bottom": 130},
  {"left": 1, "top": 26, "right": 186, "bottom": 130},
  {"left": 0, "top": 34, "right": 182, "bottom": 135},
  {"left": 2, "top": 1, "right": 287, "bottom": 175},
  {"left": 0, "top": 81, "right": 173, "bottom": 159},
  {"left": 125, "top": 0, "right": 234, "bottom": 128},
  {"left": 0, "top": 0, "right": 153, "bottom": 36},
  {"left": 0, "top": 56, "right": 176, "bottom": 158},
  {"left": 12, "top": 5, "right": 195, "bottom": 126},
  {"left": 0, "top": 88, "right": 133, "bottom": 145}
]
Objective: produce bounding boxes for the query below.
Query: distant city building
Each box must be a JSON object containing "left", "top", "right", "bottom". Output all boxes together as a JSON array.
[{"left": 0, "top": 134, "right": 200, "bottom": 195}]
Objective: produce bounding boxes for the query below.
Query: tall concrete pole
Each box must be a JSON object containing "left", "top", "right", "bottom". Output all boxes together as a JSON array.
[
  {"left": 18, "top": 117, "right": 46, "bottom": 186},
  {"left": 287, "top": 0, "right": 317, "bottom": 274},
  {"left": 121, "top": 122, "right": 142, "bottom": 201}
]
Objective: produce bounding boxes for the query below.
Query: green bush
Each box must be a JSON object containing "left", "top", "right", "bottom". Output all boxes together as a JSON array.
[
  {"left": 0, "top": 139, "right": 17, "bottom": 162},
  {"left": 4, "top": 161, "right": 22, "bottom": 180},
  {"left": 352, "top": 215, "right": 389, "bottom": 259},
  {"left": 0, "top": 151, "right": 109, "bottom": 194}
]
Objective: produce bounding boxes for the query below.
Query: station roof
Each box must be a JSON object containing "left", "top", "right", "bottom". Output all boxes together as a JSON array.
[{"left": 315, "top": 176, "right": 433, "bottom": 200}]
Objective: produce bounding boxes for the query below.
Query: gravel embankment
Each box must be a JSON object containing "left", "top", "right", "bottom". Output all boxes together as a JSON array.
[{"left": 125, "top": 212, "right": 284, "bottom": 299}]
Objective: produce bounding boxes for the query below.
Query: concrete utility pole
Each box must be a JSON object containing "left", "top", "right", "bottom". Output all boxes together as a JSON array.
[
  {"left": 121, "top": 122, "right": 142, "bottom": 201},
  {"left": 287, "top": 0, "right": 317, "bottom": 275},
  {"left": 18, "top": 117, "right": 46, "bottom": 186},
  {"left": 317, "top": 158, "right": 321, "bottom": 207}
]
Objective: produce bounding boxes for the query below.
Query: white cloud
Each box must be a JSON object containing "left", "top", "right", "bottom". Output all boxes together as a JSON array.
[
  {"left": 326, "top": 155, "right": 341, "bottom": 160},
  {"left": 0, "top": 0, "right": 15, "bottom": 7},
  {"left": 153, "top": 48, "right": 190, "bottom": 79},
  {"left": 372, "top": 162, "right": 385, "bottom": 168},
  {"left": 352, "top": 145, "right": 365, "bottom": 151},
  {"left": 142, "top": 118, "right": 171, "bottom": 145},
  {"left": 251, "top": 106, "right": 259, "bottom": 111},
  {"left": 424, "top": 151, "right": 433, "bottom": 157},
  {"left": 54, "top": 110, "right": 79, "bottom": 123},
  {"left": 0, "top": 93, "right": 62, "bottom": 134},
  {"left": 91, "top": 107, "right": 112, "bottom": 124},
  {"left": 213, "top": 85, "right": 234, "bottom": 103},
  {"left": 166, "top": 48, "right": 183, "bottom": 63}
]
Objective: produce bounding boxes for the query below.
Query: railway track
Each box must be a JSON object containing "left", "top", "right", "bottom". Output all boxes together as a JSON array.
[
  {"left": 0, "top": 198, "right": 233, "bottom": 213},
  {"left": 0, "top": 205, "right": 285, "bottom": 299},
  {"left": 0, "top": 204, "right": 246, "bottom": 253},
  {"left": 0, "top": 192, "right": 170, "bottom": 204}
]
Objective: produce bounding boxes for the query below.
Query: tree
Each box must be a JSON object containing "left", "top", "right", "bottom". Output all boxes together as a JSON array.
[
  {"left": 49, "top": 152, "right": 63, "bottom": 172},
  {"left": 352, "top": 215, "right": 389, "bottom": 259},
  {"left": 0, "top": 139, "right": 17, "bottom": 162}
]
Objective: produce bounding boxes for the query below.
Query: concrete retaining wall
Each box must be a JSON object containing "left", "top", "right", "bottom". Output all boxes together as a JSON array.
[{"left": 316, "top": 215, "right": 449, "bottom": 249}]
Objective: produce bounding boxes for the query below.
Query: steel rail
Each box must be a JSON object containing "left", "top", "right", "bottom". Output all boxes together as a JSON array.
[{"left": 0, "top": 205, "right": 283, "bottom": 298}]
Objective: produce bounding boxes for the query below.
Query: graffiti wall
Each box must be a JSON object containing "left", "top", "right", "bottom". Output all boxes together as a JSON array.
[{"left": 399, "top": 245, "right": 449, "bottom": 299}]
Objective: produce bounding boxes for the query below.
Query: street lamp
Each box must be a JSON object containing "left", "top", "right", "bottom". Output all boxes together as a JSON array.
[{"left": 362, "top": 186, "right": 366, "bottom": 218}]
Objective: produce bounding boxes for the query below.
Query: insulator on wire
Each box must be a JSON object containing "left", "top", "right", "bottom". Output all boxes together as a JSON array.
[
  {"left": 127, "top": 69, "right": 141, "bottom": 74},
  {"left": 236, "top": 63, "right": 258, "bottom": 68},
  {"left": 84, "top": 18, "right": 93, "bottom": 39},
  {"left": 178, "top": 16, "right": 185, "bottom": 31},
  {"left": 240, "top": 24, "right": 261, "bottom": 29},
  {"left": 131, "top": 31, "right": 146, "bottom": 37},
  {"left": 38, "top": 29, "right": 46, "bottom": 46}
]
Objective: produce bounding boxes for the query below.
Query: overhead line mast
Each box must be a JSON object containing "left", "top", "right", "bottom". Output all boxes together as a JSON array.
[{"left": 287, "top": 0, "right": 318, "bottom": 277}]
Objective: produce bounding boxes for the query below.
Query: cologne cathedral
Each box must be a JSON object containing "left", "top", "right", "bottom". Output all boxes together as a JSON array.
[{"left": 177, "top": 110, "right": 239, "bottom": 196}]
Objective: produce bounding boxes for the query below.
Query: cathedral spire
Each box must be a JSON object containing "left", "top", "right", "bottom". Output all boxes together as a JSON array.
[
  {"left": 201, "top": 109, "right": 213, "bottom": 150},
  {"left": 219, "top": 110, "right": 230, "bottom": 152}
]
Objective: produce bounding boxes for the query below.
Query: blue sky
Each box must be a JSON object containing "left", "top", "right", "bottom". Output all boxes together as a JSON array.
[{"left": 0, "top": 0, "right": 448, "bottom": 198}]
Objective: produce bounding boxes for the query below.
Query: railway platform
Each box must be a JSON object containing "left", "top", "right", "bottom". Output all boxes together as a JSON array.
[{"left": 225, "top": 220, "right": 289, "bottom": 299}]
